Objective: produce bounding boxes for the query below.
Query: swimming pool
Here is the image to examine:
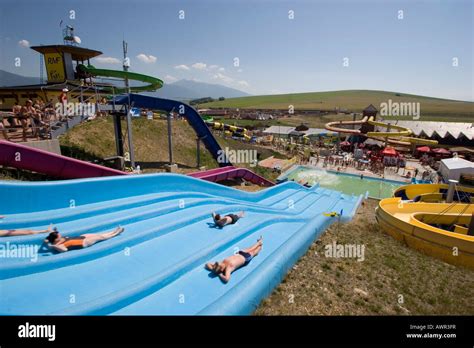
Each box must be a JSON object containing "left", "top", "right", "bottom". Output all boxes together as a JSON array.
[{"left": 277, "top": 165, "right": 405, "bottom": 199}]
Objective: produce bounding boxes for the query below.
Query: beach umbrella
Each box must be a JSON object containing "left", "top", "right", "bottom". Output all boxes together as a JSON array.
[
  {"left": 381, "top": 147, "right": 398, "bottom": 156},
  {"left": 432, "top": 148, "right": 451, "bottom": 154},
  {"left": 416, "top": 146, "right": 431, "bottom": 153},
  {"left": 340, "top": 141, "right": 351, "bottom": 146}
]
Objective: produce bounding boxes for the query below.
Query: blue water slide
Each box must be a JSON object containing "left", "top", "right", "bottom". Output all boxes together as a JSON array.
[
  {"left": 114, "top": 94, "right": 232, "bottom": 166},
  {"left": 0, "top": 173, "right": 362, "bottom": 315}
]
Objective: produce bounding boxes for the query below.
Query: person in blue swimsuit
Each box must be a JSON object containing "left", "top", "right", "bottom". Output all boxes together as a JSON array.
[{"left": 205, "top": 236, "right": 263, "bottom": 283}]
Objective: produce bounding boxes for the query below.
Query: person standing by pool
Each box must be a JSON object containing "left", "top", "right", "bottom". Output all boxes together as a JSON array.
[{"left": 205, "top": 236, "right": 263, "bottom": 283}]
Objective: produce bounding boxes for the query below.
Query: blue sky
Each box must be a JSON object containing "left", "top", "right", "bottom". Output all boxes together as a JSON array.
[{"left": 0, "top": 0, "right": 472, "bottom": 100}]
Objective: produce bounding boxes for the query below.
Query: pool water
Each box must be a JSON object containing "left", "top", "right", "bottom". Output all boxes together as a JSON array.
[{"left": 279, "top": 166, "right": 404, "bottom": 199}]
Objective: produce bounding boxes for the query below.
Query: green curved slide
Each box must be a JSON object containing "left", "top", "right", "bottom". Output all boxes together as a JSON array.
[{"left": 77, "top": 64, "right": 163, "bottom": 92}]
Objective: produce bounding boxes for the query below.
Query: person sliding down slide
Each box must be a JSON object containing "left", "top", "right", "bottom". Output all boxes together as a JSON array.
[
  {"left": 44, "top": 226, "right": 124, "bottom": 253},
  {"left": 0, "top": 216, "right": 54, "bottom": 237},
  {"left": 212, "top": 211, "right": 245, "bottom": 228},
  {"left": 205, "top": 237, "right": 263, "bottom": 283}
]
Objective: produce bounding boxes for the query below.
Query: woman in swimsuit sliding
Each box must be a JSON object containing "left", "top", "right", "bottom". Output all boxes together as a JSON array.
[
  {"left": 212, "top": 211, "right": 245, "bottom": 228},
  {"left": 44, "top": 226, "right": 125, "bottom": 253},
  {"left": 205, "top": 237, "right": 263, "bottom": 283}
]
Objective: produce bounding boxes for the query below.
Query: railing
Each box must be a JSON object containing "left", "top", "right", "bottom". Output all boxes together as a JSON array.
[{"left": 0, "top": 84, "right": 108, "bottom": 142}]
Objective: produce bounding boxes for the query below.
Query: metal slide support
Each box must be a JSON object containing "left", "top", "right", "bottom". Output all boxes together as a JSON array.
[
  {"left": 167, "top": 111, "right": 173, "bottom": 164},
  {"left": 446, "top": 179, "right": 458, "bottom": 203},
  {"left": 113, "top": 112, "right": 124, "bottom": 157},
  {"left": 196, "top": 137, "right": 201, "bottom": 168},
  {"left": 125, "top": 103, "right": 136, "bottom": 168}
]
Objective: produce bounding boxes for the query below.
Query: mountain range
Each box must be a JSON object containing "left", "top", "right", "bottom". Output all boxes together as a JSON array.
[
  {"left": 0, "top": 70, "right": 250, "bottom": 100},
  {"left": 0, "top": 70, "right": 41, "bottom": 86}
]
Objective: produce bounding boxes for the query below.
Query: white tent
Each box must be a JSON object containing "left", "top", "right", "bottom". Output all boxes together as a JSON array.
[{"left": 439, "top": 158, "right": 474, "bottom": 181}]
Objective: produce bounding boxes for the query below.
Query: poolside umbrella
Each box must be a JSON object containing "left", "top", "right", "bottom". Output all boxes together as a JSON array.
[
  {"left": 416, "top": 146, "right": 431, "bottom": 153},
  {"left": 381, "top": 147, "right": 398, "bottom": 156},
  {"left": 432, "top": 148, "right": 451, "bottom": 154}
]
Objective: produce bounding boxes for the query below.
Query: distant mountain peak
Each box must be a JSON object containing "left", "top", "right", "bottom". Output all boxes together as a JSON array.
[
  {"left": 144, "top": 79, "right": 250, "bottom": 100},
  {"left": 0, "top": 69, "right": 40, "bottom": 86}
]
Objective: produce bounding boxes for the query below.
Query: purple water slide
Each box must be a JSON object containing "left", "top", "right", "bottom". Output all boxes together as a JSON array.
[
  {"left": 0, "top": 140, "right": 126, "bottom": 179},
  {"left": 188, "top": 166, "right": 274, "bottom": 187}
]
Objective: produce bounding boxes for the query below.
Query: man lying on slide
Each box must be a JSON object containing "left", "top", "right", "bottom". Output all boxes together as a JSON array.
[
  {"left": 212, "top": 211, "right": 245, "bottom": 228},
  {"left": 205, "top": 236, "right": 263, "bottom": 283},
  {"left": 45, "top": 226, "right": 124, "bottom": 253}
]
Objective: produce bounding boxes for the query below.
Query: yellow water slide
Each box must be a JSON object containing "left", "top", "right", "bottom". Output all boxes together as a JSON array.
[
  {"left": 366, "top": 117, "right": 412, "bottom": 137},
  {"left": 376, "top": 197, "right": 474, "bottom": 269},
  {"left": 324, "top": 116, "right": 438, "bottom": 146},
  {"left": 324, "top": 116, "right": 369, "bottom": 134},
  {"left": 394, "top": 183, "right": 474, "bottom": 203},
  {"left": 207, "top": 121, "right": 251, "bottom": 140}
]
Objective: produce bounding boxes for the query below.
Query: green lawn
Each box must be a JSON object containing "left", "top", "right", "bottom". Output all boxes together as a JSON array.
[{"left": 201, "top": 90, "right": 473, "bottom": 122}]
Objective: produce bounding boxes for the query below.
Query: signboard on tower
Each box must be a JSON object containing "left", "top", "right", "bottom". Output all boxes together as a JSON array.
[{"left": 44, "top": 52, "right": 66, "bottom": 83}]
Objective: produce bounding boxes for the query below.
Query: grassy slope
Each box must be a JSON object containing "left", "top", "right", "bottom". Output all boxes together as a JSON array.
[
  {"left": 255, "top": 199, "right": 474, "bottom": 315},
  {"left": 59, "top": 116, "right": 285, "bottom": 179},
  {"left": 201, "top": 90, "right": 474, "bottom": 121}
]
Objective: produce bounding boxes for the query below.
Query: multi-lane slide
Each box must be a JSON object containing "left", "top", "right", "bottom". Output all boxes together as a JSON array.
[
  {"left": 0, "top": 140, "right": 126, "bottom": 179},
  {"left": 0, "top": 173, "right": 362, "bottom": 315},
  {"left": 189, "top": 166, "right": 274, "bottom": 187}
]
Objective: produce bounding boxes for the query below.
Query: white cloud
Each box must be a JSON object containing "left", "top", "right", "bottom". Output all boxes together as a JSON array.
[
  {"left": 164, "top": 75, "right": 178, "bottom": 83},
  {"left": 209, "top": 65, "right": 219, "bottom": 70},
  {"left": 237, "top": 80, "right": 249, "bottom": 87},
  {"left": 218, "top": 67, "right": 225, "bottom": 72},
  {"left": 237, "top": 69, "right": 243, "bottom": 73},
  {"left": 94, "top": 56, "right": 121, "bottom": 64},
  {"left": 212, "top": 72, "right": 234, "bottom": 83},
  {"left": 192, "top": 62, "right": 207, "bottom": 70},
  {"left": 136, "top": 54, "right": 157, "bottom": 64},
  {"left": 18, "top": 39, "right": 29, "bottom": 48},
  {"left": 174, "top": 64, "right": 190, "bottom": 70}
]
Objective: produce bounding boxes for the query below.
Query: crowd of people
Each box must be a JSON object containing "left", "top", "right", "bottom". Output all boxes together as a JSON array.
[
  {"left": 271, "top": 136, "right": 447, "bottom": 183},
  {"left": 0, "top": 89, "right": 69, "bottom": 142}
]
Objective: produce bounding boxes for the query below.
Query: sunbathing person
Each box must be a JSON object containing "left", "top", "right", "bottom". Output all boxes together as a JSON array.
[
  {"left": 0, "top": 224, "right": 53, "bottom": 237},
  {"left": 0, "top": 117, "right": 8, "bottom": 141},
  {"left": 205, "top": 237, "right": 263, "bottom": 283},
  {"left": 44, "top": 226, "right": 124, "bottom": 253},
  {"left": 212, "top": 211, "right": 244, "bottom": 228}
]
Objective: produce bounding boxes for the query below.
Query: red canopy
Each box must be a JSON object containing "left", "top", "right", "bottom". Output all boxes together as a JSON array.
[
  {"left": 381, "top": 147, "right": 398, "bottom": 156},
  {"left": 432, "top": 148, "right": 451, "bottom": 154},
  {"left": 417, "top": 146, "right": 431, "bottom": 152}
]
